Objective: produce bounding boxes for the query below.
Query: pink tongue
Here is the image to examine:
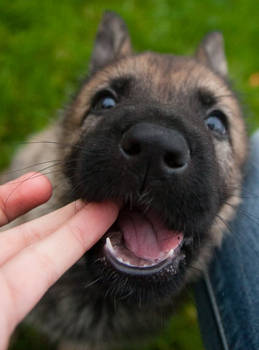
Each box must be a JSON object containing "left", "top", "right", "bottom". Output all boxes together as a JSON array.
[{"left": 117, "top": 210, "right": 183, "bottom": 260}]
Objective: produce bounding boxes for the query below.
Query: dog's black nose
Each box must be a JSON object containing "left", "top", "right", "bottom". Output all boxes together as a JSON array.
[{"left": 120, "top": 122, "right": 190, "bottom": 174}]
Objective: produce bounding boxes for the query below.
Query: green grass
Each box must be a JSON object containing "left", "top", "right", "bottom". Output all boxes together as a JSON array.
[{"left": 1, "top": 1, "right": 259, "bottom": 349}]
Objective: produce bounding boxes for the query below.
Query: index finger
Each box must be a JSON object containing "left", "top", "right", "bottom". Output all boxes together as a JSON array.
[
  {"left": 0, "top": 200, "right": 84, "bottom": 266},
  {"left": 0, "top": 201, "right": 118, "bottom": 339}
]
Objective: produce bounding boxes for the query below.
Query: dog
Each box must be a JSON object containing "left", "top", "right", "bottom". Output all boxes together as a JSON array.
[{"left": 2, "top": 11, "right": 248, "bottom": 350}]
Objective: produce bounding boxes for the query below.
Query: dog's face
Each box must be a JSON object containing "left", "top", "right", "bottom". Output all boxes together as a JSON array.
[{"left": 61, "top": 12, "right": 247, "bottom": 303}]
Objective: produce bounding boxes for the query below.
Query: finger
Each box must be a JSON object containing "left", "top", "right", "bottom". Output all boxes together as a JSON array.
[
  {"left": 0, "top": 172, "right": 52, "bottom": 226},
  {"left": 0, "top": 200, "right": 85, "bottom": 266},
  {"left": 0, "top": 201, "right": 118, "bottom": 337}
]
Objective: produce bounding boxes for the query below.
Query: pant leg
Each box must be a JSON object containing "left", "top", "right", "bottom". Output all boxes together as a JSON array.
[{"left": 194, "top": 131, "right": 259, "bottom": 350}]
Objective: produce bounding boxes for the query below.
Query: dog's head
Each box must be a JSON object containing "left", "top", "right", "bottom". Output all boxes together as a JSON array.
[{"left": 61, "top": 12, "right": 247, "bottom": 303}]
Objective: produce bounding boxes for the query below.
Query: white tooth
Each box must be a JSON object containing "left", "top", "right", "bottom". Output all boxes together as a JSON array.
[
  {"left": 168, "top": 248, "right": 175, "bottom": 257},
  {"left": 117, "top": 256, "right": 124, "bottom": 263},
  {"left": 106, "top": 237, "right": 115, "bottom": 255}
]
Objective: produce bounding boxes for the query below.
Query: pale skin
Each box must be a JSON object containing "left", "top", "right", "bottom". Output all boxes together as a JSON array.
[{"left": 0, "top": 172, "right": 119, "bottom": 350}]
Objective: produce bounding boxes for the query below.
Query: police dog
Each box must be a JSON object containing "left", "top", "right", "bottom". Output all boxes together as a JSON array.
[{"left": 4, "top": 11, "right": 248, "bottom": 350}]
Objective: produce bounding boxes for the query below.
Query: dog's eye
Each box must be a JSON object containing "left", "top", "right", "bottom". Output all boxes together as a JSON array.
[
  {"left": 100, "top": 96, "right": 116, "bottom": 109},
  {"left": 205, "top": 111, "right": 227, "bottom": 137},
  {"left": 92, "top": 91, "right": 117, "bottom": 111}
]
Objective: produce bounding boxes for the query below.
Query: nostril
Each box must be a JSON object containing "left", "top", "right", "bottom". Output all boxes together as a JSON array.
[
  {"left": 121, "top": 138, "right": 142, "bottom": 157},
  {"left": 120, "top": 123, "right": 190, "bottom": 173},
  {"left": 163, "top": 151, "right": 187, "bottom": 169}
]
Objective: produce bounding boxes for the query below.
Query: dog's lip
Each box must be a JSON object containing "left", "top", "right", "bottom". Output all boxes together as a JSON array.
[
  {"left": 104, "top": 234, "right": 184, "bottom": 276},
  {"left": 103, "top": 207, "right": 185, "bottom": 275}
]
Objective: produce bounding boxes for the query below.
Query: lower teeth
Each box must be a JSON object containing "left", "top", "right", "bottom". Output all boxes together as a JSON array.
[{"left": 105, "top": 237, "right": 175, "bottom": 268}]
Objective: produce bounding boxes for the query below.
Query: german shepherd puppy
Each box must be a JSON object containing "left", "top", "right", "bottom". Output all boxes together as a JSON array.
[{"left": 3, "top": 11, "right": 248, "bottom": 350}]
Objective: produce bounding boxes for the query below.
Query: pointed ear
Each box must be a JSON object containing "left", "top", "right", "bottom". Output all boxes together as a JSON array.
[
  {"left": 89, "top": 11, "right": 132, "bottom": 74},
  {"left": 195, "top": 32, "right": 228, "bottom": 77}
]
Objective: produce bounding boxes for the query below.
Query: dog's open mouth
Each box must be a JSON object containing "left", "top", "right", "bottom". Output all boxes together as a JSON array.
[{"left": 104, "top": 207, "right": 184, "bottom": 275}]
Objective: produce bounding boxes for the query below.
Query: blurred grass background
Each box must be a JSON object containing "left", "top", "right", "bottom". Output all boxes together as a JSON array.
[{"left": 1, "top": 0, "right": 258, "bottom": 349}]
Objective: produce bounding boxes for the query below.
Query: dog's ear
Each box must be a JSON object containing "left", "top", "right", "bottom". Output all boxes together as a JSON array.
[
  {"left": 195, "top": 32, "right": 228, "bottom": 77},
  {"left": 90, "top": 11, "right": 132, "bottom": 74}
]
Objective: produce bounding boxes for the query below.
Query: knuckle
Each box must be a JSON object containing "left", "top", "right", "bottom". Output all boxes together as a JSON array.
[
  {"left": 20, "top": 222, "right": 44, "bottom": 247},
  {"left": 29, "top": 245, "right": 60, "bottom": 284},
  {"left": 0, "top": 272, "right": 18, "bottom": 333},
  {"left": 0, "top": 197, "right": 10, "bottom": 226},
  {"left": 67, "top": 222, "right": 88, "bottom": 253}
]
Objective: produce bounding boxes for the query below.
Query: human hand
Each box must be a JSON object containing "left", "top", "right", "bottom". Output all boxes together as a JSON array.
[{"left": 0, "top": 172, "right": 118, "bottom": 350}]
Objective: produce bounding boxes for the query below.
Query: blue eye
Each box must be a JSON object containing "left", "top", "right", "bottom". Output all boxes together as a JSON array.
[
  {"left": 101, "top": 96, "right": 116, "bottom": 109},
  {"left": 205, "top": 112, "right": 227, "bottom": 136},
  {"left": 93, "top": 91, "right": 117, "bottom": 111}
]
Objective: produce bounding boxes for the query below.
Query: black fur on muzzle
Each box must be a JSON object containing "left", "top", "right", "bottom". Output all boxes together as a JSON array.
[{"left": 63, "top": 103, "right": 226, "bottom": 301}]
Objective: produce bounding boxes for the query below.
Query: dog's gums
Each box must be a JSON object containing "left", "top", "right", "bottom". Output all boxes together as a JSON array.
[{"left": 103, "top": 207, "right": 184, "bottom": 275}]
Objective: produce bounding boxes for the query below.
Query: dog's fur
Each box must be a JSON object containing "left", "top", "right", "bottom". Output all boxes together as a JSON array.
[{"left": 2, "top": 12, "right": 248, "bottom": 350}]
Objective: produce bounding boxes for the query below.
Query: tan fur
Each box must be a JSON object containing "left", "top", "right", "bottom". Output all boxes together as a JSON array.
[
  {"left": 1, "top": 16, "right": 248, "bottom": 347},
  {"left": 2, "top": 52, "right": 247, "bottom": 256}
]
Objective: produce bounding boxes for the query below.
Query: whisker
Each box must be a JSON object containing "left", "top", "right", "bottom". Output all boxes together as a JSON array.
[
  {"left": 3, "top": 165, "right": 64, "bottom": 206},
  {"left": 2, "top": 159, "right": 63, "bottom": 176},
  {"left": 225, "top": 201, "right": 259, "bottom": 226},
  {"left": 118, "top": 289, "right": 134, "bottom": 301},
  {"left": 215, "top": 214, "right": 234, "bottom": 235},
  {"left": 83, "top": 277, "right": 102, "bottom": 290},
  {"left": 215, "top": 93, "right": 237, "bottom": 100},
  {"left": 20, "top": 140, "right": 85, "bottom": 150},
  {"left": 188, "top": 265, "right": 203, "bottom": 274}
]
